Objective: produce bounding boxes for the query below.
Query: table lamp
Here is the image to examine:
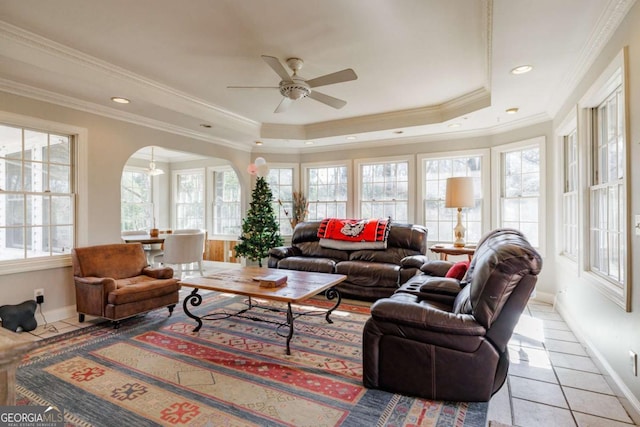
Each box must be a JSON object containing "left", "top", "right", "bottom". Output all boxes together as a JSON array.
[{"left": 445, "top": 177, "right": 475, "bottom": 247}]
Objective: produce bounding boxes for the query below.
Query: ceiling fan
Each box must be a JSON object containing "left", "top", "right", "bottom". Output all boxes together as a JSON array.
[{"left": 228, "top": 55, "right": 357, "bottom": 113}]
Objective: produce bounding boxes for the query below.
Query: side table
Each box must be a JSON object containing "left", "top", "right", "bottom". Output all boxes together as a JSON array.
[{"left": 429, "top": 244, "right": 475, "bottom": 261}]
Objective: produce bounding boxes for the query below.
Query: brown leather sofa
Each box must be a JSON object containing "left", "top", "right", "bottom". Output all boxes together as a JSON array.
[
  {"left": 268, "top": 221, "right": 428, "bottom": 300},
  {"left": 72, "top": 243, "right": 181, "bottom": 327},
  {"left": 363, "top": 228, "right": 542, "bottom": 401}
]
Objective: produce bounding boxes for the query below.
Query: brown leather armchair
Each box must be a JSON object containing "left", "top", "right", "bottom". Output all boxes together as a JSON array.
[
  {"left": 72, "top": 243, "right": 181, "bottom": 327},
  {"left": 363, "top": 229, "right": 542, "bottom": 401}
]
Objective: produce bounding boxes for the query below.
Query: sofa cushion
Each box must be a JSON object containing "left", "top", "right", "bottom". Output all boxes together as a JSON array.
[
  {"left": 295, "top": 241, "right": 349, "bottom": 261},
  {"left": 350, "top": 247, "right": 420, "bottom": 265},
  {"left": 419, "top": 260, "right": 454, "bottom": 276},
  {"left": 109, "top": 277, "right": 181, "bottom": 305},
  {"left": 445, "top": 261, "right": 470, "bottom": 281},
  {"left": 277, "top": 257, "right": 336, "bottom": 274},
  {"left": 336, "top": 261, "right": 400, "bottom": 288}
]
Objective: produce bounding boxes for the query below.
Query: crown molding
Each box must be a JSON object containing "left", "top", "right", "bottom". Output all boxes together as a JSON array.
[
  {"left": 260, "top": 87, "right": 491, "bottom": 141},
  {"left": 546, "top": 0, "right": 637, "bottom": 116},
  {"left": 256, "top": 112, "right": 551, "bottom": 155},
  {"left": 0, "top": 78, "right": 252, "bottom": 152},
  {"left": 0, "top": 20, "right": 260, "bottom": 137}
]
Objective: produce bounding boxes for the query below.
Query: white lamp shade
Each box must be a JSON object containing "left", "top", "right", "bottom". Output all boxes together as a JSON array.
[{"left": 445, "top": 177, "right": 475, "bottom": 208}]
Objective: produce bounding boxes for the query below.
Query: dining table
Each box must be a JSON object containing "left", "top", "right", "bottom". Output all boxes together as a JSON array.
[
  {"left": 121, "top": 234, "right": 166, "bottom": 245},
  {"left": 121, "top": 233, "right": 166, "bottom": 264}
]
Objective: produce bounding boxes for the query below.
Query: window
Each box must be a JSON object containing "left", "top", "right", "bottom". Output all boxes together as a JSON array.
[
  {"left": 267, "top": 167, "right": 295, "bottom": 235},
  {"left": 212, "top": 168, "right": 241, "bottom": 236},
  {"left": 578, "top": 49, "right": 628, "bottom": 309},
  {"left": 357, "top": 158, "right": 411, "bottom": 222},
  {"left": 0, "top": 124, "right": 74, "bottom": 261},
  {"left": 420, "top": 151, "right": 486, "bottom": 243},
  {"left": 304, "top": 164, "right": 348, "bottom": 220},
  {"left": 589, "top": 85, "right": 625, "bottom": 286},
  {"left": 493, "top": 137, "right": 544, "bottom": 249},
  {"left": 174, "top": 169, "right": 204, "bottom": 230},
  {"left": 121, "top": 168, "right": 153, "bottom": 231},
  {"left": 562, "top": 129, "right": 578, "bottom": 260}
]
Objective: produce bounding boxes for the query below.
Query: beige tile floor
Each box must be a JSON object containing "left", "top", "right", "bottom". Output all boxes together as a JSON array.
[
  {"left": 487, "top": 300, "right": 640, "bottom": 427},
  {"left": 21, "top": 284, "right": 640, "bottom": 427}
]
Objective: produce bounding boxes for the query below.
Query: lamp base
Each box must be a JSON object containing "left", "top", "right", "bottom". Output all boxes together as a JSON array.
[{"left": 453, "top": 208, "right": 466, "bottom": 247}]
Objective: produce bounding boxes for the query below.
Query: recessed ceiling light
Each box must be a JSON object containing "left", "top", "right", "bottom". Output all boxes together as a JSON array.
[
  {"left": 448, "top": 123, "right": 461, "bottom": 128},
  {"left": 110, "top": 96, "right": 130, "bottom": 104},
  {"left": 346, "top": 136, "right": 357, "bottom": 141},
  {"left": 200, "top": 124, "right": 212, "bottom": 128},
  {"left": 511, "top": 65, "right": 533, "bottom": 75},
  {"left": 255, "top": 141, "right": 263, "bottom": 146},
  {"left": 506, "top": 107, "right": 519, "bottom": 114},
  {"left": 305, "top": 141, "right": 314, "bottom": 145}
]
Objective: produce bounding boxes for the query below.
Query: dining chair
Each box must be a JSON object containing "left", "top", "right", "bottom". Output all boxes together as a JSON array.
[{"left": 153, "top": 231, "right": 205, "bottom": 277}]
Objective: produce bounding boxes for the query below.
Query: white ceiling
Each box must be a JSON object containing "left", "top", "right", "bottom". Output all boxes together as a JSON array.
[{"left": 0, "top": 0, "right": 634, "bottom": 153}]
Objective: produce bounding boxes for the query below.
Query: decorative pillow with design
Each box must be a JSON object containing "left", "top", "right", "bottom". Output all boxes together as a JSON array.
[
  {"left": 445, "top": 260, "right": 470, "bottom": 281},
  {"left": 317, "top": 217, "right": 390, "bottom": 250}
]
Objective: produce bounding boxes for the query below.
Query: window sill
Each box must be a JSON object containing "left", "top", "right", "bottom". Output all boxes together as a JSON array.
[
  {"left": 0, "top": 255, "right": 72, "bottom": 276},
  {"left": 583, "top": 270, "right": 628, "bottom": 311}
]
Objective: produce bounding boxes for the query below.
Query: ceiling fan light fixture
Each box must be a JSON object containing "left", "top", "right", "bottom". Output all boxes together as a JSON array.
[{"left": 280, "top": 81, "right": 311, "bottom": 100}]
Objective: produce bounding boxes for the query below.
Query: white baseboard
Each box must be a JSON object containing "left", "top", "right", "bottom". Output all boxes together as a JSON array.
[
  {"left": 38, "top": 304, "right": 77, "bottom": 324},
  {"left": 554, "top": 296, "right": 640, "bottom": 421},
  {"left": 531, "top": 290, "right": 555, "bottom": 305}
]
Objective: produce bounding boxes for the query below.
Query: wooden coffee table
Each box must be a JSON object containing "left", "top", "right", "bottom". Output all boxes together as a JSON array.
[{"left": 179, "top": 267, "right": 347, "bottom": 354}]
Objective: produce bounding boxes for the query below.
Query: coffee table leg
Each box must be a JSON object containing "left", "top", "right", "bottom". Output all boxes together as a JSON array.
[
  {"left": 324, "top": 287, "right": 342, "bottom": 324},
  {"left": 183, "top": 288, "right": 203, "bottom": 332},
  {"left": 286, "top": 302, "right": 294, "bottom": 355}
]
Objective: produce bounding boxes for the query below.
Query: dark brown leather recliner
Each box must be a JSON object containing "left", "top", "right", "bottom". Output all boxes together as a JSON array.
[
  {"left": 72, "top": 243, "right": 181, "bottom": 327},
  {"left": 362, "top": 228, "right": 542, "bottom": 402}
]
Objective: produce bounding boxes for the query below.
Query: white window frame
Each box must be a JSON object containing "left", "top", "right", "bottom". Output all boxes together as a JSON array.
[
  {"left": 354, "top": 155, "right": 414, "bottom": 222},
  {"left": 555, "top": 110, "right": 579, "bottom": 264},
  {"left": 417, "top": 149, "right": 490, "bottom": 244},
  {"left": 0, "top": 111, "right": 87, "bottom": 275},
  {"left": 578, "top": 48, "right": 629, "bottom": 311},
  {"left": 491, "top": 136, "right": 546, "bottom": 255},
  {"left": 265, "top": 163, "right": 299, "bottom": 236},
  {"left": 172, "top": 168, "right": 205, "bottom": 230},
  {"left": 209, "top": 166, "right": 241, "bottom": 239},
  {"left": 302, "top": 160, "right": 352, "bottom": 220}
]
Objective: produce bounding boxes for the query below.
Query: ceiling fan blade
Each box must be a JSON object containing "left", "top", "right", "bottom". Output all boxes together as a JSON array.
[
  {"left": 274, "top": 97, "right": 293, "bottom": 113},
  {"left": 308, "top": 91, "right": 347, "bottom": 109},
  {"left": 261, "top": 55, "right": 292, "bottom": 82},
  {"left": 306, "top": 68, "right": 357, "bottom": 88},
  {"left": 226, "top": 86, "right": 279, "bottom": 89}
]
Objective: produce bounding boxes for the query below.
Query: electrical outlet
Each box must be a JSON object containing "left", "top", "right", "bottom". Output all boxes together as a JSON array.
[
  {"left": 630, "top": 351, "right": 637, "bottom": 376},
  {"left": 34, "top": 288, "right": 44, "bottom": 304}
]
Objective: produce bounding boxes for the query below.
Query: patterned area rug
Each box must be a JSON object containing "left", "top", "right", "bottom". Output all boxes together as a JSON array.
[{"left": 17, "top": 293, "right": 487, "bottom": 426}]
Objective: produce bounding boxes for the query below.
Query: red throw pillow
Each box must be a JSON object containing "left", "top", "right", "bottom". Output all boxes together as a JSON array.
[{"left": 445, "top": 260, "right": 470, "bottom": 280}]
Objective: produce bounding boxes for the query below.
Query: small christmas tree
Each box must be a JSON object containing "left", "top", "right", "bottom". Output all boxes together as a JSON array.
[{"left": 235, "top": 176, "right": 283, "bottom": 267}]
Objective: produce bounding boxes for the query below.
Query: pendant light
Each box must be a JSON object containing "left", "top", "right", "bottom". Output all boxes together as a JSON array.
[{"left": 146, "top": 146, "right": 164, "bottom": 176}]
